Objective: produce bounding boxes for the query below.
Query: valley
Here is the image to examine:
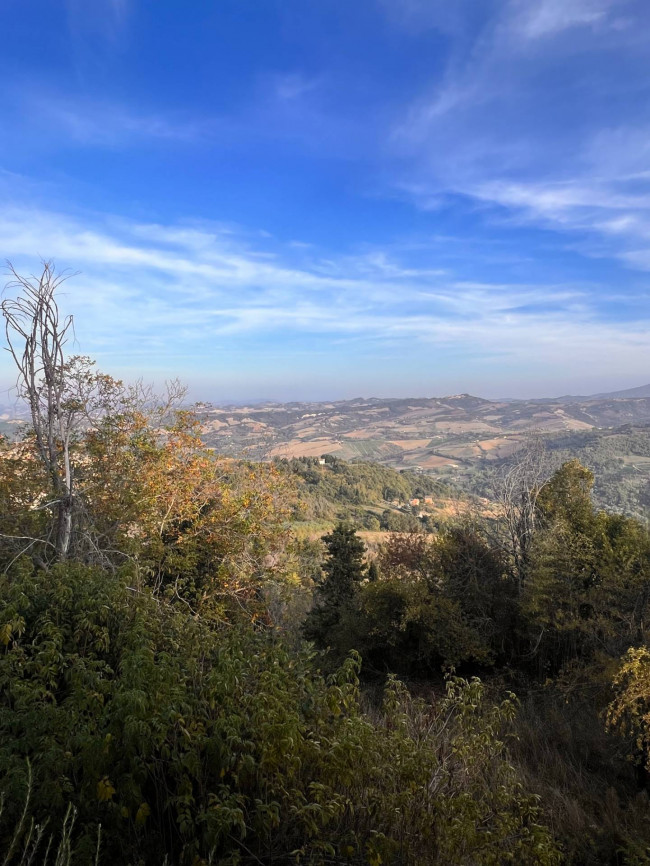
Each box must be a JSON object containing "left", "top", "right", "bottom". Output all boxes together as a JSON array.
[{"left": 199, "top": 387, "right": 650, "bottom": 517}]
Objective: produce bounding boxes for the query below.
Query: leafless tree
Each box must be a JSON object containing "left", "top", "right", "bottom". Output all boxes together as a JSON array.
[
  {"left": 1, "top": 262, "right": 190, "bottom": 567},
  {"left": 1, "top": 262, "right": 81, "bottom": 559},
  {"left": 496, "top": 433, "right": 553, "bottom": 593}
]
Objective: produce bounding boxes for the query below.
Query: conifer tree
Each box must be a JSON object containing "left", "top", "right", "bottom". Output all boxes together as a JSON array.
[
  {"left": 319, "top": 522, "right": 367, "bottom": 602},
  {"left": 303, "top": 522, "right": 367, "bottom": 647}
]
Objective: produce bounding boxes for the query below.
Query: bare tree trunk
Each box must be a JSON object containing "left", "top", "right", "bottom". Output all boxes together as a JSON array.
[{"left": 2, "top": 261, "right": 76, "bottom": 561}]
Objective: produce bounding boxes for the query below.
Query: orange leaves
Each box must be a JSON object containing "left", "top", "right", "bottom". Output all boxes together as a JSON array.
[
  {"left": 2, "top": 396, "right": 293, "bottom": 618},
  {"left": 72, "top": 405, "right": 293, "bottom": 617}
]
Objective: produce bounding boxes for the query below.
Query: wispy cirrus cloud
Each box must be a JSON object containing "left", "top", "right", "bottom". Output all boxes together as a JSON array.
[
  {"left": 511, "top": 0, "right": 623, "bottom": 40},
  {"left": 28, "top": 96, "right": 210, "bottom": 147},
  {"left": 381, "top": 0, "right": 625, "bottom": 39},
  {"left": 0, "top": 201, "right": 648, "bottom": 398},
  {"left": 387, "top": 0, "right": 650, "bottom": 271},
  {"left": 3, "top": 68, "right": 358, "bottom": 156},
  {"left": 65, "top": 0, "right": 130, "bottom": 51}
]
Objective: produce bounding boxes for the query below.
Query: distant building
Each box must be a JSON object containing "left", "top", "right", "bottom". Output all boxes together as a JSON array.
[
  {"left": 409, "top": 498, "right": 420, "bottom": 506},
  {"left": 424, "top": 496, "right": 433, "bottom": 505}
]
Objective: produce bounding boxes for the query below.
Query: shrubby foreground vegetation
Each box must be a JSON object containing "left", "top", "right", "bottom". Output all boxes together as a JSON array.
[
  {"left": 1, "top": 265, "right": 650, "bottom": 864},
  {"left": 0, "top": 563, "right": 557, "bottom": 865}
]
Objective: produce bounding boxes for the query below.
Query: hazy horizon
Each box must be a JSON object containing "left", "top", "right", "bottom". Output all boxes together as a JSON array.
[{"left": 3, "top": 377, "right": 650, "bottom": 411}]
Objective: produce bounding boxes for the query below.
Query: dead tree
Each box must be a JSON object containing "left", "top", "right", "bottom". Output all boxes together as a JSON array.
[
  {"left": 496, "top": 433, "right": 553, "bottom": 594},
  {"left": 1, "top": 262, "right": 192, "bottom": 570},
  {"left": 1, "top": 261, "right": 79, "bottom": 560}
]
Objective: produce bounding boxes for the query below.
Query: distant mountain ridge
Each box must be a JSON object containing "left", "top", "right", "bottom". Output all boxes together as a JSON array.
[
  {"left": 5, "top": 385, "right": 650, "bottom": 469},
  {"left": 588, "top": 383, "right": 650, "bottom": 400},
  {"left": 542, "top": 384, "right": 650, "bottom": 403}
]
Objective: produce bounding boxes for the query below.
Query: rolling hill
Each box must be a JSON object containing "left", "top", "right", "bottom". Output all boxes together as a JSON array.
[
  {"left": 198, "top": 389, "right": 650, "bottom": 518},
  {"left": 198, "top": 389, "right": 650, "bottom": 466}
]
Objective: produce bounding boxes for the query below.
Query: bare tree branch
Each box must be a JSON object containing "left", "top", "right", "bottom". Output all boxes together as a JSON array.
[
  {"left": 2, "top": 262, "right": 78, "bottom": 559},
  {"left": 494, "top": 433, "right": 554, "bottom": 593}
]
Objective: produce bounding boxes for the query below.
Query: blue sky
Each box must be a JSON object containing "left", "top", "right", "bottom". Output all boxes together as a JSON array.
[{"left": 1, "top": 0, "right": 650, "bottom": 401}]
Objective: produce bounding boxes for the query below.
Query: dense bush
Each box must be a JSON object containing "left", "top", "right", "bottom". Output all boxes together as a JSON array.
[
  {"left": 378, "top": 509, "right": 422, "bottom": 533},
  {"left": 523, "top": 461, "right": 650, "bottom": 675},
  {"left": 512, "top": 682, "right": 650, "bottom": 865},
  {"left": 0, "top": 562, "right": 559, "bottom": 865},
  {"left": 314, "top": 526, "right": 516, "bottom": 676},
  {"left": 0, "top": 413, "right": 292, "bottom": 619},
  {"left": 340, "top": 576, "right": 490, "bottom": 675}
]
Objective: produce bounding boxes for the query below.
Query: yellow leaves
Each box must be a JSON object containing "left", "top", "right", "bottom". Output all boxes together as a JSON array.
[
  {"left": 607, "top": 646, "right": 650, "bottom": 764},
  {"left": 1, "top": 622, "right": 13, "bottom": 646},
  {"left": 135, "top": 802, "right": 151, "bottom": 826},
  {"left": 96, "top": 776, "right": 116, "bottom": 801},
  {"left": 327, "top": 692, "right": 343, "bottom": 717}
]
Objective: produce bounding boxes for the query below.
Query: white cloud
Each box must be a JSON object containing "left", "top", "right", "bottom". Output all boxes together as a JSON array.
[
  {"left": 386, "top": 0, "right": 650, "bottom": 273},
  {"left": 0, "top": 203, "right": 648, "bottom": 398},
  {"left": 271, "top": 73, "right": 322, "bottom": 102},
  {"left": 24, "top": 95, "right": 209, "bottom": 147},
  {"left": 512, "top": 0, "right": 614, "bottom": 40}
]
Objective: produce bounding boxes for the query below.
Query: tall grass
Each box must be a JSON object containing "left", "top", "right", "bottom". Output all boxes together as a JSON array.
[
  {"left": 0, "top": 763, "right": 100, "bottom": 866},
  {"left": 509, "top": 686, "right": 650, "bottom": 865}
]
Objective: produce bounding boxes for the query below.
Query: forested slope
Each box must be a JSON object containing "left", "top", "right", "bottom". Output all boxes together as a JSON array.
[{"left": 277, "top": 455, "right": 466, "bottom": 532}]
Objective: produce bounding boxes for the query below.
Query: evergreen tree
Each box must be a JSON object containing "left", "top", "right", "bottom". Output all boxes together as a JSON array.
[
  {"left": 320, "top": 522, "right": 367, "bottom": 601},
  {"left": 302, "top": 522, "right": 367, "bottom": 648}
]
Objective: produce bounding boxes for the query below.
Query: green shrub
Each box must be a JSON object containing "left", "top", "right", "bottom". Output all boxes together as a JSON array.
[
  {"left": 0, "top": 563, "right": 559, "bottom": 865},
  {"left": 337, "top": 577, "right": 491, "bottom": 676}
]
